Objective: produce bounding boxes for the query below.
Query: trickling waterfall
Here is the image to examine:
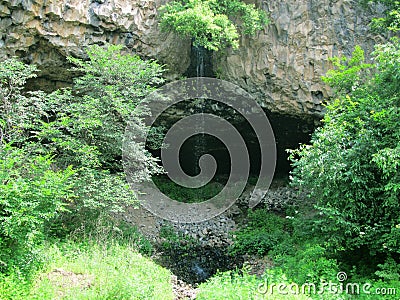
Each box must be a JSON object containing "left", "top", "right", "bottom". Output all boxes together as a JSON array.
[
  {"left": 193, "top": 46, "right": 208, "bottom": 176},
  {"left": 191, "top": 262, "right": 208, "bottom": 282},
  {"left": 195, "top": 46, "right": 205, "bottom": 77}
]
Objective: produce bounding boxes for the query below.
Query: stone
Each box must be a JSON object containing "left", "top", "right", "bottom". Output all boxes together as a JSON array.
[
  {"left": 0, "top": 0, "right": 384, "bottom": 117},
  {"left": 214, "top": 0, "right": 382, "bottom": 118},
  {"left": 0, "top": 0, "right": 191, "bottom": 88},
  {"left": 0, "top": 4, "right": 11, "bottom": 17}
]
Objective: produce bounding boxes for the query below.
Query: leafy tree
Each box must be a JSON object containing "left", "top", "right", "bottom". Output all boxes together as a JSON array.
[
  {"left": 0, "top": 45, "right": 165, "bottom": 268},
  {"left": 0, "top": 59, "right": 43, "bottom": 145},
  {"left": 159, "top": 0, "right": 269, "bottom": 51},
  {"left": 321, "top": 45, "right": 373, "bottom": 94},
  {"left": 0, "top": 59, "right": 74, "bottom": 271},
  {"left": 67, "top": 44, "right": 165, "bottom": 170},
  {"left": 369, "top": 0, "right": 400, "bottom": 32},
  {"left": 289, "top": 40, "right": 400, "bottom": 276},
  {"left": 48, "top": 44, "right": 165, "bottom": 229}
]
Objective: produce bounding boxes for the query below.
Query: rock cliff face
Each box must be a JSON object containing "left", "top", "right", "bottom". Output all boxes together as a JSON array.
[
  {"left": 0, "top": 0, "right": 381, "bottom": 117},
  {"left": 215, "top": 0, "right": 383, "bottom": 118},
  {"left": 0, "top": 0, "right": 191, "bottom": 89}
]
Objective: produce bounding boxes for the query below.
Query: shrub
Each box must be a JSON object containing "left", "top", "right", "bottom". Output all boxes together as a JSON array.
[
  {"left": 67, "top": 44, "right": 165, "bottom": 171},
  {"left": 289, "top": 40, "right": 400, "bottom": 274},
  {"left": 0, "top": 145, "right": 74, "bottom": 272},
  {"left": 0, "top": 58, "right": 39, "bottom": 144},
  {"left": 277, "top": 243, "right": 339, "bottom": 285},
  {"left": 0, "top": 46, "right": 165, "bottom": 268},
  {"left": 369, "top": 0, "right": 400, "bottom": 32},
  {"left": 230, "top": 210, "right": 291, "bottom": 256},
  {"left": 57, "top": 45, "right": 164, "bottom": 225},
  {"left": 159, "top": 0, "right": 269, "bottom": 51}
]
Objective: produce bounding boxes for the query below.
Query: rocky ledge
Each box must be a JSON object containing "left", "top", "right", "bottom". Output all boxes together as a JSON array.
[{"left": 0, "top": 0, "right": 385, "bottom": 117}]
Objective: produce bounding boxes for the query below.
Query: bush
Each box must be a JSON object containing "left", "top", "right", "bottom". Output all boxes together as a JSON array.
[
  {"left": 0, "top": 58, "right": 75, "bottom": 271},
  {"left": 67, "top": 44, "right": 165, "bottom": 171},
  {"left": 159, "top": 0, "right": 269, "bottom": 51},
  {"left": 277, "top": 243, "right": 339, "bottom": 285},
  {"left": 0, "top": 46, "right": 165, "bottom": 269},
  {"left": 369, "top": 0, "right": 400, "bottom": 32},
  {"left": 58, "top": 45, "right": 164, "bottom": 226},
  {"left": 289, "top": 40, "right": 400, "bottom": 274},
  {"left": 230, "top": 210, "right": 291, "bottom": 256},
  {"left": 0, "top": 145, "right": 74, "bottom": 272},
  {"left": 0, "top": 58, "right": 40, "bottom": 144}
]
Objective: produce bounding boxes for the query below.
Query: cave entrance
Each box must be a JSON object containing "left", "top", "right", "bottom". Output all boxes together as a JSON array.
[
  {"left": 147, "top": 41, "right": 316, "bottom": 202},
  {"left": 146, "top": 100, "right": 316, "bottom": 204}
]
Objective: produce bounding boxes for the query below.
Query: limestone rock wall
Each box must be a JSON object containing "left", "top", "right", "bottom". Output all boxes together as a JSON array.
[{"left": 0, "top": 0, "right": 383, "bottom": 116}]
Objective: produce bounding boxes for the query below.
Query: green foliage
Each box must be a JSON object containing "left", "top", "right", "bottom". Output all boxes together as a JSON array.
[
  {"left": 0, "top": 45, "right": 165, "bottom": 270},
  {"left": 0, "top": 240, "right": 173, "bottom": 300},
  {"left": 369, "top": 0, "right": 400, "bottom": 32},
  {"left": 322, "top": 45, "right": 373, "bottom": 95},
  {"left": 289, "top": 40, "right": 400, "bottom": 274},
  {"left": 159, "top": 225, "right": 199, "bottom": 252},
  {"left": 61, "top": 216, "right": 154, "bottom": 257},
  {"left": 230, "top": 210, "right": 291, "bottom": 256},
  {"left": 0, "top": 146, "right": 74, "bottom": 272},
  {"left": 152, "top": 175, "right": 223, "bottom": 203},
  {"left": 67, "top": 44, "right": 165, "bottom": 171},
  {"left": 197, "top": 268, "right": 311, "bottom": 300},
  {"left": 0, "top": 59, "right": 74, "bottom": 271},
  {"left": 0, "top": 272, "right": 31, "bottom": 300},
  {"left": 375, "top": 256, "right": 400, "bottom": 281},
  {"left": 50, "top": 45, "right": 163, "bottom": 214},
  {"left": 0, "top": 58, "right": 44, "bottom": 145},
  {"left": 159, "top": 0, "right": 269, "bottom": 51},
  {"left": 196, "top": 269, "right": 262, "bottom": 300},
  {"left": 277, "top": 244, "right": 339, "bottom": 285}
]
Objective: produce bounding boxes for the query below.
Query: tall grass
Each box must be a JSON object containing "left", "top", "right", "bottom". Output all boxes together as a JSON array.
[{"left": 0, "top": 240, "right": 173, "bottom": 300}]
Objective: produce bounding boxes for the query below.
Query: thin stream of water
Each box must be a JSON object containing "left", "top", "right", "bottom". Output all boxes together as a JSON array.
[{"left": 193, "top": 46, "right": 207, "bottom": 179}]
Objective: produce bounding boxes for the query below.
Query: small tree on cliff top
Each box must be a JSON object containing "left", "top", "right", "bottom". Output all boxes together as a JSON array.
[{"left": 159, "top": 0, "right": 269, "bottom": 51}]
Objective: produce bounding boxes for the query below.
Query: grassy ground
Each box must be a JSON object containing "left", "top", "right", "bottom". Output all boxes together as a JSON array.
[
  {"left": 0, "top": 210, "right": 398, "bottom": 300},
  {"left": 0, "top": 240, "right": 174, "bottom": 300}
]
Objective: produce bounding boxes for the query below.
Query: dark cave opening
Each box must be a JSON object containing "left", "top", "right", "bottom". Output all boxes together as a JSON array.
[{"left": 146, "top": 99, "right": 317, "bottom": 198}]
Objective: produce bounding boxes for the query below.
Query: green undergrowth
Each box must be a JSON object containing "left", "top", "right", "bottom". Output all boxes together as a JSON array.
[
  {"left": 220, "top": 207, "right": 400, "bottom": 300},
  {"left": 152, "top": 175, "right": 224, "bottom": 203},
  {"left": 197, "top": 266, "right": 400, "bottom": 299},
  {"left": 0, "top": 239, "right": 173, "bottom": 300},
  {"left": 197, "top": 268, "right": 312, "bottom": 300}
]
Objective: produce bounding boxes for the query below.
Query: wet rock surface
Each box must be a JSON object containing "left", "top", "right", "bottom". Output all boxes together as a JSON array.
[{"left": 158, "top": 245, "right": 243, "bottom": 285}]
